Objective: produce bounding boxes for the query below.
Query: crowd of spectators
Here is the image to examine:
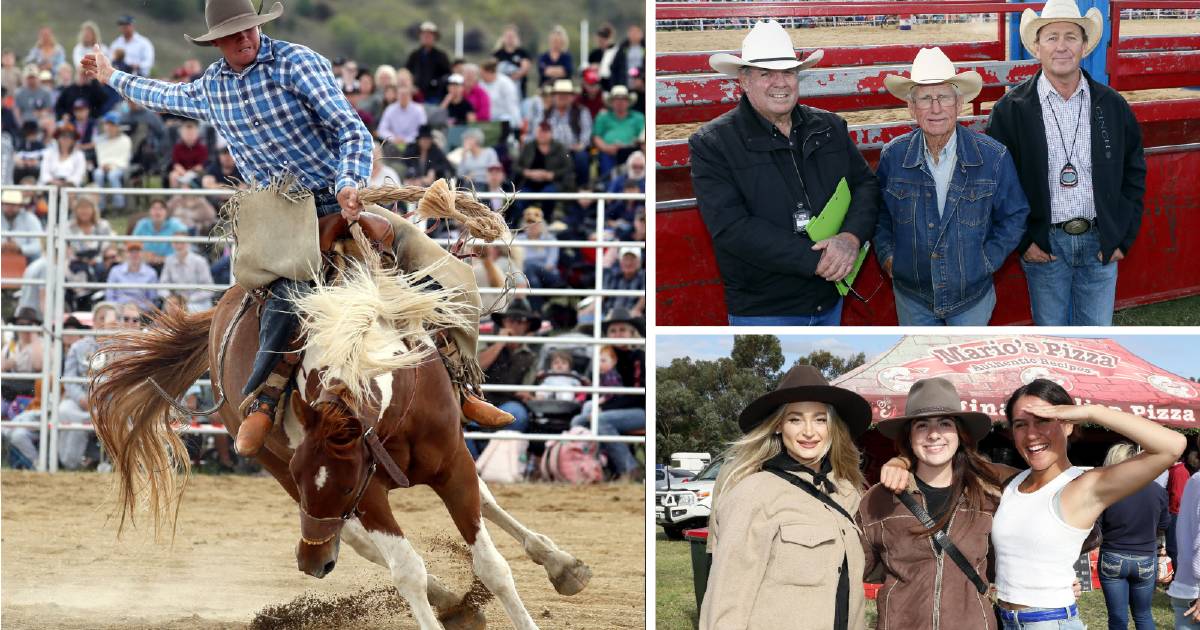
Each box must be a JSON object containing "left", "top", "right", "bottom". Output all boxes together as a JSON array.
[{"left": 1, "top": 17, "right": 647, "bottom": 478}]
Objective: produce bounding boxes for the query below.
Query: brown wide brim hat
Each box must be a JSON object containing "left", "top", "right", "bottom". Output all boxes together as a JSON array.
[
  {"left": 874, "top": 377, "right": 992, "bottom": 443},
  {"left": 186, "top": 0, "right": 285, "bottom": 46},
  {"left": 739, "top": 364, "right": 872, "bottom": 437}
]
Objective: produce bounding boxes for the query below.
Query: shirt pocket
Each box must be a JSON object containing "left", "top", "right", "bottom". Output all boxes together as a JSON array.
[
  {"left": 884, "top": 183, "right": 918, "bottom": 225},
  {"left": 955, "top": 183, "right": 995, "bottom": 228},
  {"left": 775, "top": 520, "right": 840, "bottom": 586}
]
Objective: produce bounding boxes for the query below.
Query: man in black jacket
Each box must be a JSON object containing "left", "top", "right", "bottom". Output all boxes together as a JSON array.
[
  {"left": 405, "top": 21, "right": 452, "bottom": 104},
  {"left": 689, "top": 20, "right": 880, "bottom": 325},
  {"left": 986, "top": 0, "right": 1146, "bottom": 325}
]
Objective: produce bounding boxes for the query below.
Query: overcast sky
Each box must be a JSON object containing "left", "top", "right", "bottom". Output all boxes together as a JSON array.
[{"left": 655, "top": 334, "right": 1200, "bottom": 379}]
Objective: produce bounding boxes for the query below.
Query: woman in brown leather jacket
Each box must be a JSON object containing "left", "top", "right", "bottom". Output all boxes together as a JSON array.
[{"left": 857, "top": 378, "right": 1013, "bottom": 630}]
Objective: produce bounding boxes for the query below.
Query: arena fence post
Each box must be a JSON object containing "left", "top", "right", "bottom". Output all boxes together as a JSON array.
[
  {"left": 590, "top": 198, "right": 605, "bottom": 435},
  {"left": 46, "top": 187, "right": 69, "bottom": 473}
]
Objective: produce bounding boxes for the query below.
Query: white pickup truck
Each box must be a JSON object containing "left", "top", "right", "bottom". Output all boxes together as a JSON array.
[{"left": 655, "top": 458, "right": 721, "bottom": 540}]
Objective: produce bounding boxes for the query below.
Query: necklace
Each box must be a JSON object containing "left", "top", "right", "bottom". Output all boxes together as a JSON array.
[{"left": 1047, "top": 88, "right": 1085, "bottom": 188}]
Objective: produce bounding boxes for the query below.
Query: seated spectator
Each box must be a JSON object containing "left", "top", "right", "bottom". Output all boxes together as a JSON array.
[
  {"left": 159, "top": 240, "right": 214, "bottom": 312},
  {"left": 356, "top": 69, "right": 385, "bottom": 124},
  {"left": 513, "top": 121, "right": 574, "bottom": 201},
  {"left": 545, "top": 79, "right": 593, "bottom": 189},
  {"left": 167, "top": 194, "right": 218, "bottom": 238},
  {"left": 374, "top": 64, "right": 397, "bottom": 91},
  {"left": 520, "top": 83, "right": 552, "bottom": 143},
  {"left": 515, "top": 206, "right": 562, "bottom": 306},
  {"left": 123, "top": 100, "right": 170, "bottom": 175},
  {"left": 588, "top": 24, "right": 617, "bottom": 85},
  {"left": 376, "top": 76, "right": 426, "bottom": 147},
  {"left": 455, "top": 128, "right": 499, "bottom": 188},
  {"left": 441, "top": 73, "right": 476, "bottom": 126},
  {"left": 132, "top": 198, "right": 188, "bottom": 264},
  {"left": 578, "top": 68, "right": 604, "bottom": 118},
  {"left": 14, "top": 65, "right": 53, "bottom": 124},
  {"left": 37, "top": 122, "right": 85, "bottom": 187},
  {"left": 2, "top": 51, "right": 20, "bottom": 96},
  {"left": 24, "top": 27, "right": 66, "bottom": 73},
  {"left": 468, "top": 300, "right": 540, "bottom": 457},
  {"left": 460, "top": 63, "right": 491, "bottom": 122},
  {"left": 202, "top": 146, "right": 244, "bottom": 190},
  {"left": 607, "top": 149, "right": 646, "bottom": 193},
  {"left": 536, "top": 350, "right": 586, "bottom": 402},
  {"left": 482, "top": 163, "right": 512, "bottom": 219},
  {"left": 608, "top": 178, "right": 645, "bottom": 239},
  {"left": 479, "top": 60, "right": 521, "bottom": 131},
  {"left": 367, "top": 141, "right": 400, "bottom": 187},
  {"left": 603, "top": 246, "right": 646, "bottom": 317},
  {"left": 120, "top": 301, "right": 145, "bottom": 328},
  {"left": 401, "top": 125, "right": 452, "bottom": 186},
  {"left": 210, "top": 247, "right": 231, "bottom": 286},
  {"left": 569, "top": 308, "right": 645, "bottom": 480},
  {"left": 336, "top": 58, "right": 360, "bottom": 95},
  {"left": 104, "top": 241, "right": 158, "bottom": 311},
  {"left": 592, "top": 86, "right": 644, "bottom": 180},
  {"left": 1, "top": 189, "right": 43, "bottom": 262},
  {"left": 1, "top": 305, "right": 47, "bottom": 468},
  {"left": 13, "top": 120, "right": 46, "bottom": 182},
  {"left": 71, "top": 97, "right": 98, "bottom": 149},
  {"left": 54, "top": 66, "right": 105, "bottom": 122},
  {"left": 537, "top": 26, "right": 574, "bottom": 87},
  {"left": 56, "top": 301, "right": 119, "bottom": 470},
  {"left": 168, "top": 119, "right": 208, "bottom": 188},
  {"left": 64, "top": 195, "right": 113, "bottom": 259},
  {"left": 92, "top": 112, "right": 131, "bottom": 208}
]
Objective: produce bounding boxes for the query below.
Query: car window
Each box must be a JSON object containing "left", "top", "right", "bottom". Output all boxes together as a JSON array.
[{"left": 695, "top": 459, "right": 722, "bottom": 481}]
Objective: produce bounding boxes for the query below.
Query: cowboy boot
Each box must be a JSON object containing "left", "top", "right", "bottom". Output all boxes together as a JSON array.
[
  {"left": 462, "top": 391, "right": 515, "bottom": 428},
  {"left": 435, "top": 331, "right": 514, "bottom": 429},
  {"left": 238, "top": 281, "right": 305, "bottom": 456}
]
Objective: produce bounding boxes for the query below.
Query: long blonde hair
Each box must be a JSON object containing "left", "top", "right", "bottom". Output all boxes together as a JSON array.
[
  {"left": 78, "top": 21, "right": 102, "bottom": 48},
  {"left": 713, "top": 403, "right": 865, "bottom": 508}
]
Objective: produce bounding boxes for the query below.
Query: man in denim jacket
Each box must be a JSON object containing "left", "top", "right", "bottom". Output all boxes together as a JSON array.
[{"left": 874, "top": 48, "right": 1029, "bottom": 325}]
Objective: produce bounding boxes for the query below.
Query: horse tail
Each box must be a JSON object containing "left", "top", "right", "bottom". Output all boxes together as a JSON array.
[{"left": 90, "top": 306, "right": 215, "bottom": 539}]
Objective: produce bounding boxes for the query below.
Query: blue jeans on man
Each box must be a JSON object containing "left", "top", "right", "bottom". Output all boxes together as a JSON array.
[
  {"left": 1021, "top": 226, "right": 1117, "bottom": 326},
  {"left": 570, "top": 402, "right": 643, "bottom": 475},
  {"left": 1098, "top": 551, "right": 1157, "bottom": 630},
  {"left": 894, "top": 284, "right": 996, "bottom": 326},
  {"left": 728, "top": 298, "right": 843, "bottom": 326},
  {"left": 465, "top": 400, "right": 530, "bottom": 459}
]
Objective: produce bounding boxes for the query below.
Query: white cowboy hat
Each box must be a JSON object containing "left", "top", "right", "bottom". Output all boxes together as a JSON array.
[
  {"left": 1019, "top": 0, "right": 1104, "bottom": 57},
  {"left": 708, "top": 20, "right": 824, "bottom": 77},
  {"left": 884, "top": 47, "right": 983, "bottom": 103},
  {"left": 604, "top": 85, "right": 638, "bottom": 105},
  {"left": 551, "top": 79, "right": 576, "bottom": 94}
]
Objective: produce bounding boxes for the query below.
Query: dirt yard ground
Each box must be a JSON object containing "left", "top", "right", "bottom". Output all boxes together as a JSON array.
[
  {"left": 656, "top": 18, "right": 1200, "bottom": 140},
  {"left": 1, "top": 471, "right": 645, "bottom": 629}
]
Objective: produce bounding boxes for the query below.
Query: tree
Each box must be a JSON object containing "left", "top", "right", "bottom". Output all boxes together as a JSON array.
[{"left": 790, "top": 350, "right": 867, "bottom": 381}]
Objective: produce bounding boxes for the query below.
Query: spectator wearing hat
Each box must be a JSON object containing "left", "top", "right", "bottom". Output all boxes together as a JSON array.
[
  {"left": 70, "top": 97, "right": 98, "bottom": 155},
  {"left": 1, "top": 190, "right": 43, "bottom": 262},
  {"left": 700, "top": 364, "right": 872, "bottom": 630},
  {"left": 577, "top": 68, "right": 605, "bottom": 119},
  {"left": 38, "top": 122, "right": 85, "bottom": 186},
  {"left": 401, "top": 124, "right": 452, "bottom": 187},
  {"left": 455, "top": 127, "right": 500, "bottom": 188},
  {"left": 690, "top": 20, "right": 880, "bottom": 326},
  {"left": 14, "top": 65, "right": 53, "bottom": 123},
  {"left": 513, "top": 120, "right": 575, "bottom": 211},
  {"left": 479, "top": 60, "right": 521, "bottom": 131},
  {"left": 592, "top": 85, "right": 644, "bottom": 180},
  {"left": 132, "top": 198, "right": 189, "bottom": 264},
  {"left": 587, "top": 24, "right": 617, "bottom": 81},
  {"left": 440, "top": 73, "right": 476, "bottom": 126},
  {"left": 460, "top": 63, "right": 491, "bottom": 123},
  {"left": 493, "top": 25, "right": 533, "bottom": 98},
  {"left": 104, "top": 241, "right": 158, "bottom": 310},
  {"left": 875, "top": 47, "right": 1029, "bottom": 325},
  {"left": 537, "top": 26, "right": 574, "bottom": 88},
  {"left": 986, "top": 0, "right": 1146, "bottom": 326},
  {"left": 608, "top": 24, "right": 645, "bottom": 90},
  {"left": 376, "top": 72, "right": 426, "bottom": 147},
  {"left": 545, "top": 78, "right": 592, "bottom": 188},
  {"left": 53, "top": 66, "right": 106, "bottom": 122},
  {"left": 110, "top": 15, "right": 155, "bottom": 77},
  {"left": 168, "top": 119, "right": 209, "bottom": 188},
  {"left": 602, "top": 246, "right": 645, "bottom": 317},
  {"left": 24, "top": 27, "right": 66, "bottom": 74},
  {"left": 514, "top": 206, "right": 562, "bottom": 302},
  {"left": 569, "top": 307, "right": 645, "bottom": 479},
  {"left": 469, "top": 301, "right": 540, "bottom": 457},
  {"left": 406, "top": 21, "right": 452, "bottom": 103}
]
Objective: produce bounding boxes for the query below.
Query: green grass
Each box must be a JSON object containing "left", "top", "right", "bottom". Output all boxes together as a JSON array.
[
  {"left": 1115, "top": 295, "right": 1200, "bottom": 326},
  {"left": 655, "top": 531, "right": 1177, "bottom": 630}
]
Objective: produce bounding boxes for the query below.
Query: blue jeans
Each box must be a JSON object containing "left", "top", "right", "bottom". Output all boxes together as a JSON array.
[
  {"left": 998, "top": 608, "right": 1086, "bottom": 630},
  {"left": 465, "top": 400, "right": 529, "bottom": 459},
  {"left": 894, "top": 284, "right": 996, "bottom": 325},
  {"left": 1021, "top": 226, "right": 1117, "bottom": 326},
  {"left": 92, "top": 166, "right": 126, "bottom": 208},
  {"left": 1172, "top": 596, "right": 1200, "bottom": 630},
  {"left": 728, "top": 298, "right": 843, "bottom": 326},
  {"left": 570, "top": 402, "right": 644, "bottom": 475},
  {"left": 1098, "top": 551, "right": 1157, "bottom": 630}
]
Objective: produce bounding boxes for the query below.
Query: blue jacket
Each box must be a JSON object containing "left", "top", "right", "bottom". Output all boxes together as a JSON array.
[{"left": 874, "top": 126, "right": 1029, "bottom": 318}]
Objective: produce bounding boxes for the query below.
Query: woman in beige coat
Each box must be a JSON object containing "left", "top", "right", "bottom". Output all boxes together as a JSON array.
[{"left": 700, "top": 364, "right": 873, "bottom": 630}]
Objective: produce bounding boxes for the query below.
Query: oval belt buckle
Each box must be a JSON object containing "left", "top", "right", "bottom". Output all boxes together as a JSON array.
[{"left": 1063, "top": 218, "right": 1091, "bottom": 235}]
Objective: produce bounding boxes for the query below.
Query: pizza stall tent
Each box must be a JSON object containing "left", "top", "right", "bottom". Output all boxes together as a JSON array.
[{"left": 832, "top": 335, "right": 1199, "bottom": 480}]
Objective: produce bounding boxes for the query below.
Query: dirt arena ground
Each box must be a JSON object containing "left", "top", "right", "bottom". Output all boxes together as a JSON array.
[
  {"left": 1, "top": 471, "right": 645, "bottom": 629},
  {"left": 657, "top": 18, "right": 1200, "bottom": 140}
]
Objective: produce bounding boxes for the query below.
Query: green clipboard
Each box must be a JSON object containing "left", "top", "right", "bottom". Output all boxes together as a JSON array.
[{"left": 804, "top": 177, "right": 870, "bottom": 297}]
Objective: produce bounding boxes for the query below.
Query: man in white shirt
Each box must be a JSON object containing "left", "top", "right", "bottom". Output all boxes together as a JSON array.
[
  {"left": 480, "top": 60, "right": 521, "bottom": 130},
  {"left": 110, "top": 15, "right": 155, "bottom": 77},
  {"left": 0, "top": 189, "right": 42, "bottom": 262},
  {"left": 92, "top": 112, "right": 132, "bottom": 209}
]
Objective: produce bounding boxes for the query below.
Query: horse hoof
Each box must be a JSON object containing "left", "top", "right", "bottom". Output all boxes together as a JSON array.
[
  {"left": 548, "top": 558, "right": 592, "bottom": 596},
  {"left": 439, "top": 604, "right": 487, "bottom": 630}
]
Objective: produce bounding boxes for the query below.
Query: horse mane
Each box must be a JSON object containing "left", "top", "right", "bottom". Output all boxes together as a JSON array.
[{"left": 292, "top": 255, "right": 473, "bottom": 409}]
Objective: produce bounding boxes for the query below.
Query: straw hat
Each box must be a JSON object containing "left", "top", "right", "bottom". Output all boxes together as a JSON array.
[
  {"left": 603, "top": 85, "right": 638, "bottom": 105},
  {"left": 708, "top": 20, "right": 824, "bottom": 78},
  {"left": 739, "top": 365, "right": 871, "bottom": 436},
  {"left": 551, "top": 79, "right": 576, "bottom": 94},
  {"left": 884, "top": 47, "right": 983, "bottom": 103},
  {"left": 873, "top": 378, "right": 992, "bottom": 444},
  {"left": 1019, "top": 0, "right": 1104, "bottom": 57},
  {"left": 186, "top": 0, "right": 284, "bottom": 46}
]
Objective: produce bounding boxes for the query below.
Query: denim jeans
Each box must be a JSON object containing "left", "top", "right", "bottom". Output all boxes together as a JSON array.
[
  {"left": 1021, "top": 226, "right": 1117, "bottom": 325},
  {"left": 727, "top": 298, "right": 844, "bottom": 326},
  {"left": 92, "top": 166, "right": 126, "bottom": 208},
  {"left": 998, "top": 608, "right": 1086, "bottom": 630},
  {"left": 570, "top": 402, "right": 644, "bottom": 475},
  {"left": 1172, "top": 596, "right": 1200, "bottom": 630},
  {"left": 894, "top": 284, "right": 996, "bottom": 325},
  {"left": 465, "top": 400, "right": 530, "bottom": 459},
  {"left": 1098, "top": 551, "right": 1157, "bottom": 630}
]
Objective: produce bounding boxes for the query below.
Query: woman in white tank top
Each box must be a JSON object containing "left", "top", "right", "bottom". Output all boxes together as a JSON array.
[{"left": 991, "top": 379, "right": 1186, "bottom": 630}]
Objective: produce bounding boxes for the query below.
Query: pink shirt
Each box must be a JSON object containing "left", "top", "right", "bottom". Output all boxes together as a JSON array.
[{"left": 465, "top": 84, "right": 491, "bottom": 122}]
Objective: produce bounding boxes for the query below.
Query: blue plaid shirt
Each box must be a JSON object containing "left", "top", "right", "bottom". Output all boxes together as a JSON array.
[{"left": 109, "top": 35, "right": 370, "bottom": 195}]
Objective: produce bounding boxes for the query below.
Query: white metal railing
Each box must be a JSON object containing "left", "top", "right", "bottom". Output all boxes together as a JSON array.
[{"left": 0, "top": 185, "right": 647, "bottom": 472}]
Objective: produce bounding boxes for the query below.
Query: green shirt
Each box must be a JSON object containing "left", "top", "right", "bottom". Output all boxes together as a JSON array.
[{"left": 593, "top": 110, "right": 645, "bottom": 145}]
